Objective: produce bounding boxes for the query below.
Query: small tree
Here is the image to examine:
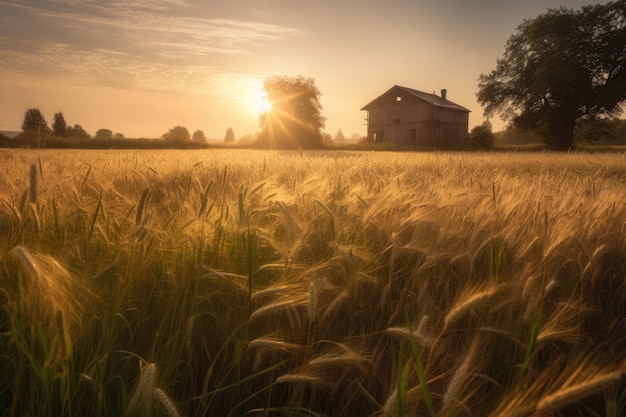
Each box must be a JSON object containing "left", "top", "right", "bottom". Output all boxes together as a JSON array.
[
  {"left": 192, "top": 130, "right": 207, "bottom": 142},
  {"left": 52, "top": 112, "right": 68, "bottom": 137},
  {"left": 162, "top": 126, "right": 191, "bottom": 142},
  {"left": 223, "top": 127, "right": 235, "bottom": 143},
  {"left": 66, "top": 124, "right": 90, "bottom": 139},
  {"left": 334, "top": 129, "right": 347, "bottom": 143},
  {"left": 22, "top": 108, "right": 49, "bottom": 135},
  {"left": 257, "top": 75, "right": 326, "bottom": 149},
  {"left": 95, "top": 128, "right": 114, "bottom": 140},
  {"left": 113, "top": 132, "right": 125, "bottom": 140},
  {"left": 469, "top": 122, "right": 496, "bottom": 149},
  {"left": 21, "top": 108, "right": 50, "bottom": 147}
]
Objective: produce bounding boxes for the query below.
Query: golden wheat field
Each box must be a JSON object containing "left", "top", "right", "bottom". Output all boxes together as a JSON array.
[{"left": 1, "top": 148, "right": 625, "bottom": 417}]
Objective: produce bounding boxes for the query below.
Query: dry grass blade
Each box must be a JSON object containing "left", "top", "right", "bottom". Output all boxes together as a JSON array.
[
  {"left": 135, "top": 187, "right": 150, "bottom": 225},
  {"left": 29, "top": 163, "right": 37, "bottom": 204}
]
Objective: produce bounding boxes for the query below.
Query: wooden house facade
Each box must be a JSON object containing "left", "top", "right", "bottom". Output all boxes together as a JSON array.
[{"left": 361, "top": 85, "right": 470, "bottom": 146}]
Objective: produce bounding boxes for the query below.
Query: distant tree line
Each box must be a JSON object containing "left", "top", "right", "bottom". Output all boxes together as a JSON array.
[
  {"left": 6, "top": 76, "right": 332, "bottom": 150},
  {"left": 5, "top": 108, "right": 218, "bottom": 149}
]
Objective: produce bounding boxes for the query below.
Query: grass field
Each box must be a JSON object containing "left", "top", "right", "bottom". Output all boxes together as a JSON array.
[{"left": 1, "top": 149, "right": 625, "bottom": 416}]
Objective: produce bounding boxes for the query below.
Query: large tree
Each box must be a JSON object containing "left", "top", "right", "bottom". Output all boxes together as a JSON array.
[
  {"left": 257, "top": 75, "right": 326, "bottom": 149},
  {"left": 477, "top": 1, "right": 626, "bottom": 150}
]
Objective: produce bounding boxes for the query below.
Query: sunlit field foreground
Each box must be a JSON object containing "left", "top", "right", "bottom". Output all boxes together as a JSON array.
[{"left": 1, "top": 149, "right": 625, "bottom": 416}]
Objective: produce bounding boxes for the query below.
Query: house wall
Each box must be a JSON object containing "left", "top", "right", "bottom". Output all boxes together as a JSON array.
[{"left": 366, "top": 91, "right": 468, "bottom": 146}]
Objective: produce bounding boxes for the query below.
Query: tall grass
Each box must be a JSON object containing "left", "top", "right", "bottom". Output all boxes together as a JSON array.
[{"left": 0, "top": 149, "right": 625, "bottom": 416}]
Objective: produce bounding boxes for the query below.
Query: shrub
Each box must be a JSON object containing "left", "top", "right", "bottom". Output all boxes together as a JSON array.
[{"left": 469, "top": 122, "right": 496, "bottom": 148}]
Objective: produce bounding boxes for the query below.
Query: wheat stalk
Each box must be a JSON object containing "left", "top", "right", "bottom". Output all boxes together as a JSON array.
[
  {"left": 155, "top": 388, "right": 182, "bottom": 417},
  {"left": 308, "top": 344, "right": 367, "bottom": 371},
  {"left": 385, "top": 315, "right": 434, "bottom": 347},
  {"left": 308, "top": 274, "right": 324, "bottom": 323},
  {"left": 536, "top": 371, "right": 624, "bottom": 414},
  {"left": 12, "top": 245, "right": 39, "bottom": 279},
  {"left": 248, "top": 337, "right": 300, "bottom": 352},
  {"left": 125, "top": 362, "right": 158, "bottom": 416},
  {"left": 320, "top": 289, "right": 348, "bottom": 323},
  {"left": 275, "top": 373, "right": 325, "bottom": 386},
  {"left": 135, "top": 187, "right": 149, "bottom": 225},
  {"left": 442, "top": 347, "right": 473, "bottom": 411},
  {"left": 29, "top": 163, "right": 37, "bottom": 204},
  {"left": 444, "top": 287, "right": 498, "bottom": 328}
]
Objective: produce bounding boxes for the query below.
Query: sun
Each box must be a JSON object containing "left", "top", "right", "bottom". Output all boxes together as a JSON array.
[{"left": 252, "top": 90, "right": 272, "bottom": 114}]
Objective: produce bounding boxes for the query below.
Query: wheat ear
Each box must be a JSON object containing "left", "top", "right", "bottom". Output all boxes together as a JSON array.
[{"left": 536, "top": 371, "right": 624, "bottom": 414}]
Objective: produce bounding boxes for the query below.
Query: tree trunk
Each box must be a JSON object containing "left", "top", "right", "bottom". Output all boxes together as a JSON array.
[{"left": 547, "top": 116, "right": 576, "bottom": 151}]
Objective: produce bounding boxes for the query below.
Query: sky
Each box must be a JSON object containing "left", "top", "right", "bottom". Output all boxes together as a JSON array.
[{"left": 0, "top": 0, "right": 615, "bottom": 139}]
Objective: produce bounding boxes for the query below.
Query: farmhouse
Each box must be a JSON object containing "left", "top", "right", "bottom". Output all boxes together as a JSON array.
[{"left": 361, "top": 85, "right": 470, "bottom": 147}]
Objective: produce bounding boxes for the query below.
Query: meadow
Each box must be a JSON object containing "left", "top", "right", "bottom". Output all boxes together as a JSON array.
[{"left": 0, "top": 148, "right": 625, "bottom": 417}]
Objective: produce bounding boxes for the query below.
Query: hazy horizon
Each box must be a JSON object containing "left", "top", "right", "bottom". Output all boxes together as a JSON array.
[{"left": 0, "top": 0, "right": 615, "bottom": 138}]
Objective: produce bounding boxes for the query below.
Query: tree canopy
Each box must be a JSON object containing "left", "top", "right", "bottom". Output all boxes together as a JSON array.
[
  {"left": 22, "top": 108, "right": 49, "bottom": 135},
  {"left": 95, "top": 128, "right": 113, "bottom": 140},
  {"left": 162, "top": 126, "right": 191, "bottom": 142},
  {"left": 257, "top": 75, "right": 326, "bottom": 149},
  {"left": 223, "top": 127, "right": 235, "bottom": 143},
  {"left": 477, "top": 0, "right": 626, "bottom": 149},
  {"left": 66, "top": 124, "right": 90, "bottom": 139},
  {"left": 193, "top": 130, "right": 207, "bottom": 142},
  {"left": 52, "top": 112, "right": 68, "bottom": 136}
]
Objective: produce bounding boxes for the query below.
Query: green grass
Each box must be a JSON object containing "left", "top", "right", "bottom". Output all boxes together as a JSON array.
[{"left": 1, "top": 148, "right": 625, "bottom": 416}]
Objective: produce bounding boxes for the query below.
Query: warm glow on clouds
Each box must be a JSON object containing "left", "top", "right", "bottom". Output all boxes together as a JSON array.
[{"left": 0, "top": 0, "right": 615, "bottom": 138}]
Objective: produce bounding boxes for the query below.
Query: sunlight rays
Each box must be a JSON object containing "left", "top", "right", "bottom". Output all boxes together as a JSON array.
[{"left": 261, "top": 89, "right": 317, "bottom": 149}]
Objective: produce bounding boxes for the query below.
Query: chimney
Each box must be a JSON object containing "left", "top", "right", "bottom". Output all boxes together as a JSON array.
[{"left": 441, "top": 89, "right": 447, "bottom": 100}]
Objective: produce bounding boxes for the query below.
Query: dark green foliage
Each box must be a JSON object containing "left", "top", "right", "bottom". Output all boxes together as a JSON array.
[{"left": 477, "top": 1, "right": 626, "bottom": 150}]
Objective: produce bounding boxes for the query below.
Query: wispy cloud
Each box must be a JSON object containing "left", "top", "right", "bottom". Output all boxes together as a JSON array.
[{"left": 0, "top": 0, "right": 303, "bottom": 91}]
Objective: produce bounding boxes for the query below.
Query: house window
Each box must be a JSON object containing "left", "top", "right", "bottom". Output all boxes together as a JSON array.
[
  {"left": 393, "top": 118, "right": 401, "bottom": 124},
  {"left": 396, "top": 96, "right": 402, "bottom": 102},
  {"left": 409, "top": 129, "right": 417, "bottom": 142}
]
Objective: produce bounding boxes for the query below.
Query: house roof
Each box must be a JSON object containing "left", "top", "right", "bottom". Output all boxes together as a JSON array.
[{"left": 360, "top": 85, "right": 471, "bottom": 112}]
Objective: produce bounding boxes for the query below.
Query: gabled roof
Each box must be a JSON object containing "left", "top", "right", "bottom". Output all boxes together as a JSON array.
[{"left": 361, "top": 85, "right": 470, "bottom": 112}]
